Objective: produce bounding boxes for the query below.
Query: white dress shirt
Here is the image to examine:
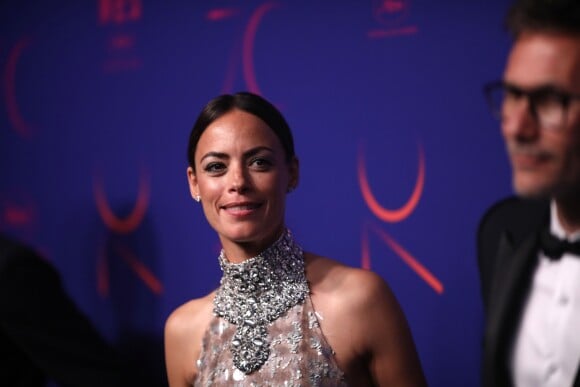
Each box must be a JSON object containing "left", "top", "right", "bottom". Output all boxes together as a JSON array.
[{"left": 511, "top": 201, "right": 580, "bottom": 387}]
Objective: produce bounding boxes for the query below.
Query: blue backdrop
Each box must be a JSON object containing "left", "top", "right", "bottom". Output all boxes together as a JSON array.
[{"left": 1, "top": 1, "right": 515, "bottom": 386}]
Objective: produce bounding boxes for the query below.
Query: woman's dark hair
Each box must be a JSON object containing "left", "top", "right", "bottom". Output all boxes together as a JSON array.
[
  {"left": 506, "top": 0, "right": 580, "bottom": 37},
  {"left": 187, "top": 92, "right": 295, "bottom": 170}
]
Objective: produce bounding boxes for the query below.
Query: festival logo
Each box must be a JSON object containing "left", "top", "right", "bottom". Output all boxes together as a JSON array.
[
  {"left": 3, "top": 37, "right": 36, "bottom": 138},
  {"left": 206, "top": 1, "right": 280, "bottom": 95},
  {"left": 93, "top": 166, "right": 163, "bottom": 297},
  {"left": 98, "top": 0, "right": 143, "bottom": 73},
  {"left": 0, "top": 188, "right": 37, "bottom": 241},
  {"left": 368, "top": 0, "right": 418, "bottom": 39},
  {"left": 358, "top": 141, "right": 443, "bottom": 294},
  {"left": 372, "top": 0, "right": 410, "bottom": 27},
  {"left": 99, "top": 0, "right": 142, "bottom": 24},
  {"left": 206, "top": 6, "right": 240, "bottom": 22}
]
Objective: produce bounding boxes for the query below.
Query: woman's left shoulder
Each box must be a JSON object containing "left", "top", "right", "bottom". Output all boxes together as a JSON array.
[{"left": 305, "top": 253, "right": 395, "bottom": 307}]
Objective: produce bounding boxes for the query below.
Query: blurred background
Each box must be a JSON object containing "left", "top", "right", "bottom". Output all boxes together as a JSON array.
[{"left": 1, "top": 0, "right": 515, "bottom": 385}]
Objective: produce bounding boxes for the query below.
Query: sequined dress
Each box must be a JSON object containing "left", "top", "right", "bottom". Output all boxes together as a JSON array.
[{"left": 193, "top": 230, "right": 347, "bottom": 386}]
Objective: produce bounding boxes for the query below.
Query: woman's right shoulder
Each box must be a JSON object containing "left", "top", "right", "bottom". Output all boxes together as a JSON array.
[
  {"left": 164, "top": 292, "right": 216, "bottom": 386},
  {"left": 165, "top": 291, "right": 215, "bottom": 337}
]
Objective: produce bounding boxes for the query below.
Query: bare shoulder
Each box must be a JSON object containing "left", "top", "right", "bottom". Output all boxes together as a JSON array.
[
  {"left": 305, "top": 253, "right": 396, "bottom": 311},
  {"left": 164, "top": 292, "right": 215, "bottom": 387},
  {"left": 305, "top": 253, "right": 427, "bottom": 386},
  {"left": 304, "top": 252, "right": 403, "bottom": 349},
  {"left": 165, "top": 292, "right": 214, "bottom": 335}
]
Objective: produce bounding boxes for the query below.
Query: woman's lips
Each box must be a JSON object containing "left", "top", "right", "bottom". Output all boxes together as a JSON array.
[{"left": 221, "top": 202, "right": 263, "bottom": 216}]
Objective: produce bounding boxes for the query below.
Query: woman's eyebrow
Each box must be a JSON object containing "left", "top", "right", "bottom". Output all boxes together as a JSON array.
[
  {"left": 200, "top": 151, "right": 229, "bottom": 163},
  {"left": 243, "top": 146, "right": 274, "bottom": 158}
]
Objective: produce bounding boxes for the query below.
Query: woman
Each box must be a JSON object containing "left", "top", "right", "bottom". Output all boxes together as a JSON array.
[{"left": 164, "top": 92, "right": 427, "bottom": 386}]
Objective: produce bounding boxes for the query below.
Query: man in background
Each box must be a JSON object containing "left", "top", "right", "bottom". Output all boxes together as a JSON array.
[
  {"left": 0, "top": 233, "right": 126, "bottom": 386},
  {"left": 478, "top": 0, "right": 580, "bottom": 386}
]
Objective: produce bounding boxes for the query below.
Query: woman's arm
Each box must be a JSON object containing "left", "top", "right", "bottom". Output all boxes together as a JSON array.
[
  {"left": 357, "top": 271, "right": 427, "bottom": 387},
  {"left": 164, "top": 297, "right": 213, "bottom": 387},
  {"left": 165, "top": 307, "right": 195, "bottom": 387}
]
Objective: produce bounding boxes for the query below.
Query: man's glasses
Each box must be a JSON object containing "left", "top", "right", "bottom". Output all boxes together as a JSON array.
[{"left": 483, "top": 81, "right": 580, "bottom": 130}]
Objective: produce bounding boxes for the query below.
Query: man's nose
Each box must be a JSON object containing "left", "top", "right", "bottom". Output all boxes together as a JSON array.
[{"left": 502, "top": 98, "right": 540, "bottom": 141}]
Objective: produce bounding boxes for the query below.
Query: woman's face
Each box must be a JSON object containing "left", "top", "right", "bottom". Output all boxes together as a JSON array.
[{"left": 187, "top": 109, "right": 298, "bottom": 259}]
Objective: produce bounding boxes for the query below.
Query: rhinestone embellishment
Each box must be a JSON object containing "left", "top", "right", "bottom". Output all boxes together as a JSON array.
[{"left": 213, "top": 229, "right": 309, "bottom": 374}]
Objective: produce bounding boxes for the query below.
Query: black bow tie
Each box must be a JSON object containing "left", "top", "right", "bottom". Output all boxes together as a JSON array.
[{"left": 539, "top": 227, "right": 580, "bottom": 260}]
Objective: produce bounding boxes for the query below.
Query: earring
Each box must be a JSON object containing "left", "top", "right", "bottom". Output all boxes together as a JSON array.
[{"left": 194, "top": 195, "right": 201, "bottom": 202}]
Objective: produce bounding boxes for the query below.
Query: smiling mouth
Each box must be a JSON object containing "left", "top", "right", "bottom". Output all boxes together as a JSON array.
[{"left": 221, "top": 202, "right": 263, "bottom": 215}]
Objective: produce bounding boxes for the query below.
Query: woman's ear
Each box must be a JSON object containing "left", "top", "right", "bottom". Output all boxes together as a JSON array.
[
  {"left": 187, "top": 167, "right": 200, "bottom": 202},
  {"left": 287, "top": 157, "right": 299, "bottom": 192}
]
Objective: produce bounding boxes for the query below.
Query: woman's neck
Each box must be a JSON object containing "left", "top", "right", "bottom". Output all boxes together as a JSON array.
[{"left": 219, "top": 227, "right": 286, "bottom": 263}]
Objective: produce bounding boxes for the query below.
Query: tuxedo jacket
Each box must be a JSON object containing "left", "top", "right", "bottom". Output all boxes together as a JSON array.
[
  {"left": 477, "top": 197, "right": 580, "bottom": 387},
  {"left": 0, "top": 234, "right": 126, "bottom": 387}
]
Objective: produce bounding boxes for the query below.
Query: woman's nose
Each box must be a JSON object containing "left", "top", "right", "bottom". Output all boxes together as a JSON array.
[{"left": 228, "top": 164, "right": 249, "bottom": 193}]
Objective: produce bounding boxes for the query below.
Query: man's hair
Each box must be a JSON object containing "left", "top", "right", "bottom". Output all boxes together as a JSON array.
[{"left": 506, "top": 0, "right": 580, "bottom": 37}]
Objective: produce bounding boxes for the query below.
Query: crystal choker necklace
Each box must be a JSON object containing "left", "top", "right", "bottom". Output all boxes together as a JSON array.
[{"left": 213, "top": 229, "right": 309, "bottom": 374}]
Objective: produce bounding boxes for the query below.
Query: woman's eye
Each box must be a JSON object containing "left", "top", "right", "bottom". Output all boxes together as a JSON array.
[
  {"left": 251, "top": 158, "right": 272, "bottom": 169},
  {"left": 204, "top": 162, "right": 226, "bottom": 173}
]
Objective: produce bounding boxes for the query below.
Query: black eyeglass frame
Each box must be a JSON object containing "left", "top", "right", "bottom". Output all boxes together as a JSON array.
[{"left": 483, "top": 80, "right": 580, "bottom": 128}]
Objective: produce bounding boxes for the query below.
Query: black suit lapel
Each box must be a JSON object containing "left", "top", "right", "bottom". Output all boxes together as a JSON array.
[{"left": 485, "top": 229, "right": 540, "bottom": 385}]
